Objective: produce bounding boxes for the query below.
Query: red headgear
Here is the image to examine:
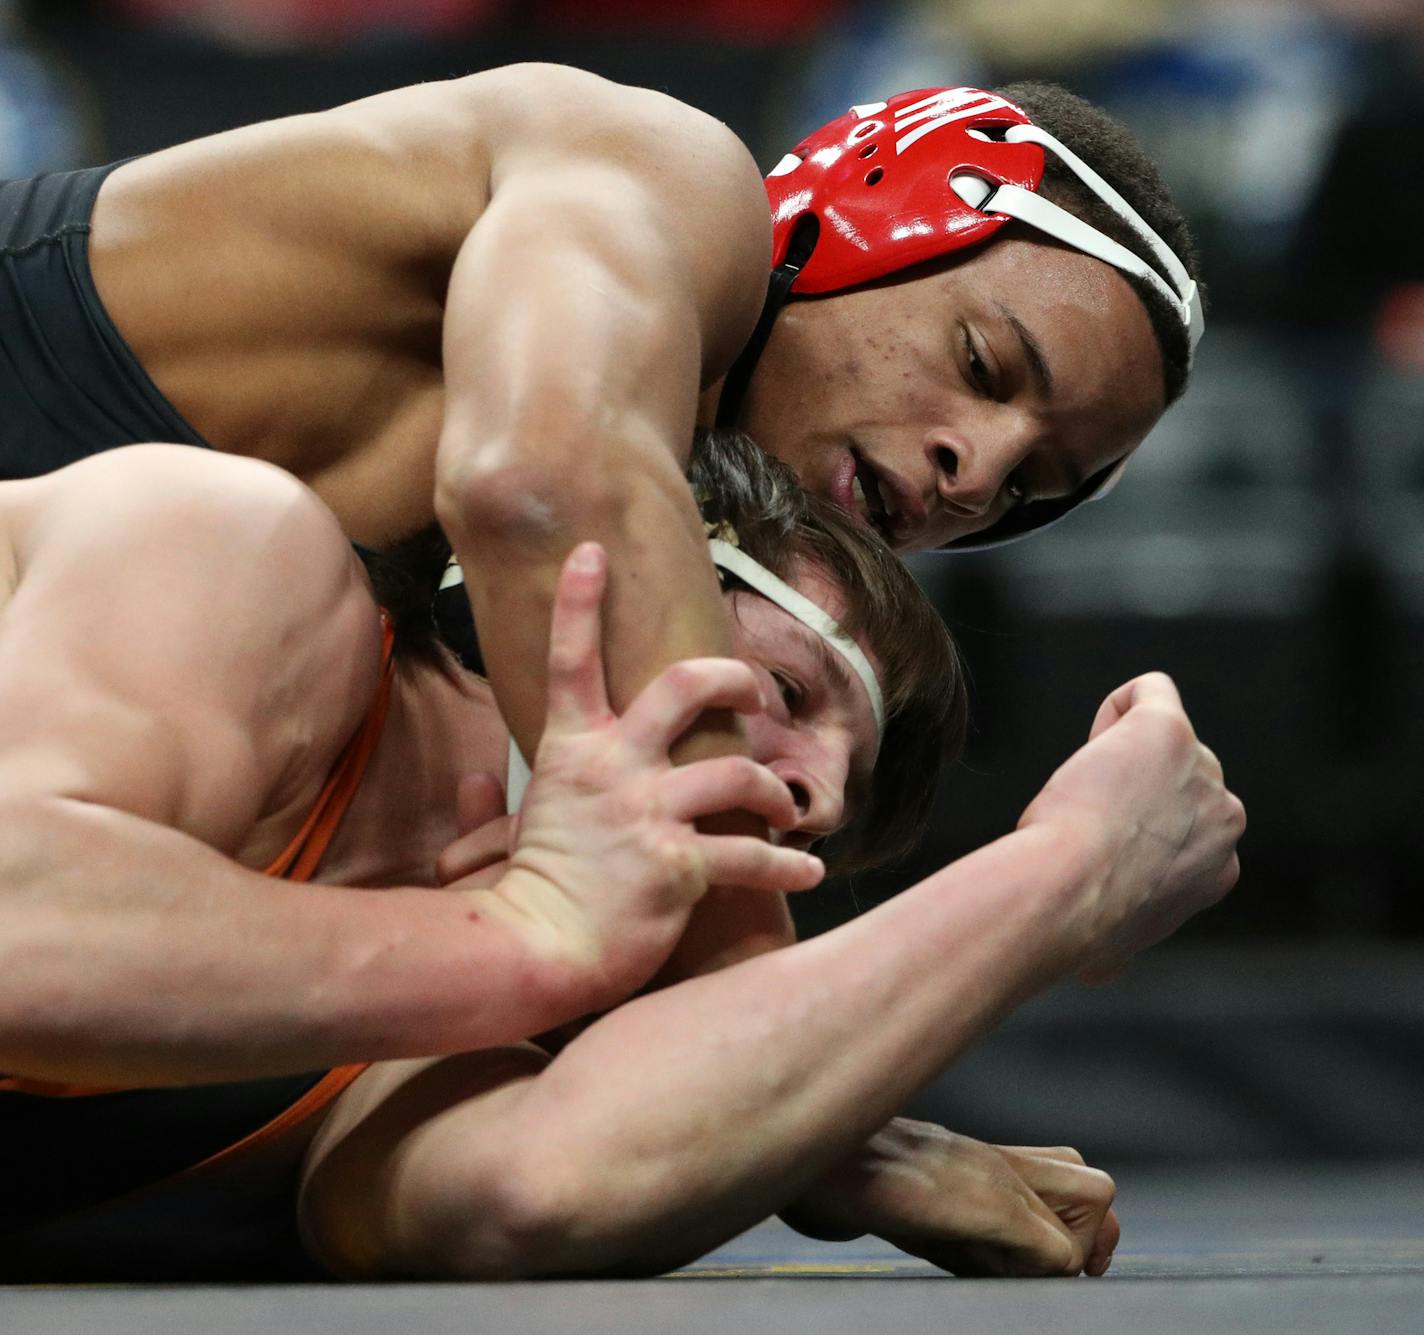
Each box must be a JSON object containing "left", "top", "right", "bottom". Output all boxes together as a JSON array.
[
  {"left": 765, "top": 88, "right": 1045, "bottom": 294},
  {"left": 719, "top": 87, "right": 1202, "bottom": 549}
]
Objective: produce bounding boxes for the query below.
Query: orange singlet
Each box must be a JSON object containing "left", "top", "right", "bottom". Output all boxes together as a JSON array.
[{"left": 0, "top": 617, "right": 397, "bottom": 1246}]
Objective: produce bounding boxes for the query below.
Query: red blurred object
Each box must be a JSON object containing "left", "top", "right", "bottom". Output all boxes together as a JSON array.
[
  {"left": 109, "top": 0, "right": 503, "bottom": 43},
  {"left": 765, "top": 88, "right": 1044, "bottom": 295},
  {"left": 1376, "top": 283, "right": 1424, "bottom": 374},
  {"left": 538, "top": 0, "right": 847, "bottom": 45}
]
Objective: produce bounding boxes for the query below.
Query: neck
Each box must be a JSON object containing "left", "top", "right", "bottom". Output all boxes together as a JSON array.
[
  {"left": 696, "top": 380, "right": 724, "bottom": 428},
  {"left": 317, "top": 650, "right": 508, "bottom": 888}
]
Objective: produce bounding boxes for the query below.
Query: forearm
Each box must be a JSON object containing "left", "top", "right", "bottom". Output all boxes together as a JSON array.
[
  {"left": 387, "top": 824, "right": 1098, "bottom": 1276},
  {"left": 435, "top": 165, "right": 736, "bottom": 756},
  {"left": 434, "top": 177, "right": 769, "bottom": 970},
  {"left": 0, "top": 798, "right": 600, "bottom": 1088}
]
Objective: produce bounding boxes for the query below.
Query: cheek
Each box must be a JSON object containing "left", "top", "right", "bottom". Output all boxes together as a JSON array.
[{"left": 741, "top": 712, "right": 779, "bottom": 766}]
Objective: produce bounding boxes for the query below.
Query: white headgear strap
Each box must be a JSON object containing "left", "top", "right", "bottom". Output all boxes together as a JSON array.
[
  {"left": 952, "top": 123, "right": 1204, "bottom": 361},
  {"left": 708, "top": 538, "right": 884, "bottom": 734}
]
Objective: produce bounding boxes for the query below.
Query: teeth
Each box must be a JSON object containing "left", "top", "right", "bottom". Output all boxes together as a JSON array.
[{"left": 851, "top": 474, "right": 868, "bottom": 516}]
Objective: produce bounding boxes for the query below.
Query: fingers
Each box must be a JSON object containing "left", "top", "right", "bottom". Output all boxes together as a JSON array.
[
  {"left": 544, "top": 543, "right": 612, "bottom": 732},
  {"left": 1088, "top": 670, "right": 1185, "bottom": 741},
  {"left": 618, "top": 658, "right": 765, "bottom": 756},
  {"left": 996, "top": 1145, "right": 1086, "bottom": 1166},
  {"left": 992, "top": 1208, "right": 1083, "bottom": 1277},
  {"left": 694, "top": 833, "right": 824, "bottom": 893},
  {"left": 997, "top": 1146, "right": 1118, "bottom": 1277},
  {"left": 659, "top": 755, "right": 800, "bottom": 831},
  {"left": 1086, "top": 1206, "right": 1121, "bottom": 1276},
  {"left": 907, "top": 1203, "right": 1078, "bottom": 1278}
]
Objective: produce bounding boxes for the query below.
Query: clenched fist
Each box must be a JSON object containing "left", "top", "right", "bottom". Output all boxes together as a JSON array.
[{"left": 1018, "top": 672, "right": 1244, "bottom": 980}]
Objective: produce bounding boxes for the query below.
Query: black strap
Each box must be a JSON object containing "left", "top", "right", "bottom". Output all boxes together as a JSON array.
[{"left": 715, "top": 218, "right": 820, "bottom": 429}]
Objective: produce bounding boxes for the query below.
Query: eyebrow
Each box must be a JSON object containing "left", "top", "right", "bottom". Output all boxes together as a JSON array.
[
  {"left": 798, "top": 626, "right": 877, "bottom": 808},
  {"left": 996, "top": 301, "right": 1056, "bottom": 402},
  {"left": 805, "top": 627, "right": 855, "bottom": 700}
]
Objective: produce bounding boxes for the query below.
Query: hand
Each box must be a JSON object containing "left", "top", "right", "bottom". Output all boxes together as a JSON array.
[
  {"left": 1017, "top": 673, "right": 1245, "bottom": 980},
  {"left": 779, "top": 1118, "right": 1118, "bottom": 1277},
  {"left": 462, "top": 543, "right": 824, "bottom": 1010}
]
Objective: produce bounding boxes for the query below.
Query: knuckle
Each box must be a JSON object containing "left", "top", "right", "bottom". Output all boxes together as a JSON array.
[
  {"left": 1154, "top": 708, "right": 1195, "bottom": 747},
  {"left": 729, "top": 756, "right": 764, "bottom": 788}
]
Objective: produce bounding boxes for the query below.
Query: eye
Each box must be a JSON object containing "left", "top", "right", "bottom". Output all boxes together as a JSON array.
[
  {"left": 772, "top": 672, "right": 805, "bottom": 713},
  {"left": 960, "top": 326, "right": 994, "bottom": 397},
  {"left": 1004, "top": 470, "right": 1028, "bottom": 507}
]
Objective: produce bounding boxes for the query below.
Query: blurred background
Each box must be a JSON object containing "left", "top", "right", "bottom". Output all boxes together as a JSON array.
[{"left": 6, "top": 0, "right": 1422, "bottom": 1165}]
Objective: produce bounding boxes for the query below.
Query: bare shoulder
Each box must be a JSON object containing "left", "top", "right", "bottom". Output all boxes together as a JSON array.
[
  {"left": 450, "top": 63, "right": 772, "bottom": 371},
  {"left": 449, "top": 62, "right": 751, "bottom": 156},
  {"left": 15, "top": 446, "right": 371, "bottom": 637},
  {"left": 0, "top": 447, "right": 380, "bottom": 847}
]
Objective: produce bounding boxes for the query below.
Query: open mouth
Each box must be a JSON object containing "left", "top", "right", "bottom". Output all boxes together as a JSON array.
[{"left": 849, "top": 451, "right": 895, "bottom": 542}]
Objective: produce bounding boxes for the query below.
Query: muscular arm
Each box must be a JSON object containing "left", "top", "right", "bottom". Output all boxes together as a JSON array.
[
  {"left": 91, "top": 67, "right": 793, "bottom": 973},
  {"left": 301, "top": 825, "right": 1101, "bottom": 1277},
  {"left": 0, "top": 450, "right": 774, "bottom": 1088},
  {"left": 303, "top": 675, "right": 1242, "bottom": 1279},
  {"left": 0, "top": 451, "right": 548, "bottom": 1085},
  {"left": 432, "top": 65, "right": 792, "bottom": 966},
  {"left": 434, "top": 64, "right": 768, "bottom": 755}
]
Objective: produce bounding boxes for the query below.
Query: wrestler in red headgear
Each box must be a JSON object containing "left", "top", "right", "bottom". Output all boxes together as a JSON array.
[{"left": 714, "top": 85, "right": 1202, "bottom": 550}]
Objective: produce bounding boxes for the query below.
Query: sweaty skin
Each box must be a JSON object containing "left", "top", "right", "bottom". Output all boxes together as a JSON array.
[{"left": 714, "top": 232, "right": 1166, "bottom": 551}]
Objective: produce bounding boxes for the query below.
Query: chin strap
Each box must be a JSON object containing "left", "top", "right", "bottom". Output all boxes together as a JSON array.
[{"left": 716, "top": 221, "right": 818, "bottom": 429}]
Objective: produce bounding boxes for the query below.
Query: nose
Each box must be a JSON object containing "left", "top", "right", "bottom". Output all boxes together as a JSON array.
[
  {"left": 927, "top": 436, "right": 999, "bottom": 516},
  {"left": 777, "top": 765, "right": 846, "bottom": 844}
]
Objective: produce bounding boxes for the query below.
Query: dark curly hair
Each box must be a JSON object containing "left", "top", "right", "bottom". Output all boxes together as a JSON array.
[{"left": 1000, "top": 80, "right": 1203, "bottom": 405}]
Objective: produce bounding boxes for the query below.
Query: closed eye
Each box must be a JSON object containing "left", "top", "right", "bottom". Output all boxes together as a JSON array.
[
  {"left": 961, "top": 325, "right": 995, "bottom": 398},
  {"left": 772, "top": 671, "right": 804, "bottom": 713}
]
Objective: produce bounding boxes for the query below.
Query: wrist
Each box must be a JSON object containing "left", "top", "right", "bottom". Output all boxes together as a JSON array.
[
  {"left": 461, "top": 872, "right": 606, "bottom": 1027},
  {"left": 1000, "top": 819, "right": 1114, "bottom": 983}
]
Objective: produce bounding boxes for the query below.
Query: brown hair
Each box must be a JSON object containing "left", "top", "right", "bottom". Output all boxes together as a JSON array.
[
  {"left": 689, "top": 429, "right": 967, "bottom": 873},
  {"left": 1000, "top": 80, "right": 1204, "bottom": 406}
]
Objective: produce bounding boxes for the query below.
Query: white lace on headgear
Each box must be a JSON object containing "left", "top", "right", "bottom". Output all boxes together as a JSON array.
[
  {"left": 952, "top": 123, "right": 1204, "bottom": 362},
  {"left": 708, "top": 537, "right": 884, "bottom": 735}
]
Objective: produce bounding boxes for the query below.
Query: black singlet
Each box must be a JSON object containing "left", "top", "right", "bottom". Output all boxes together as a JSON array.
[{"left": 0, "top": 163, "right": 212, "bottom": 479}]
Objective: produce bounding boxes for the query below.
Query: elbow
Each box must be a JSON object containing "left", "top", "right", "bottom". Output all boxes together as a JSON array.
[
  {"left": 433, "top": 436, "right": 562, "bottom": 550},
  {"left": 396, "top": 1152, "right": 688, "bottom": 1280},
  {"left": 378, "top": 1155, "right": 590, "bottom": 1280},
  {"left": 433, "top": 428, "right": 646, "bottom": 554}
]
